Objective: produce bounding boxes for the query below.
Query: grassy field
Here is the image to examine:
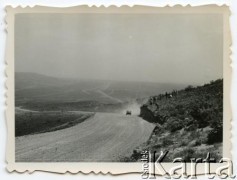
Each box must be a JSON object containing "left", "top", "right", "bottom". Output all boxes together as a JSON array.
[
  {"left": 15, "top": 111, "right": 94, "bottom": 137},
  {"left": 129, "top": 79, "right": 223, "bottom": 162}
]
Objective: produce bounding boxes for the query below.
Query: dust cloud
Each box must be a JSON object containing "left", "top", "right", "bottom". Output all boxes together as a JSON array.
[{"left": 121, "top": 101, "right": 142, "bottom": 116}]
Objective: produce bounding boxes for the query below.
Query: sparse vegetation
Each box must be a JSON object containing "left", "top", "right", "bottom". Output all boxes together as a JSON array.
[
  {"left": 135, "top": 79, "right": 223, "bottom": 162},
  {"left": 15, "top": 111, "right": 94, "bottom": 136}
]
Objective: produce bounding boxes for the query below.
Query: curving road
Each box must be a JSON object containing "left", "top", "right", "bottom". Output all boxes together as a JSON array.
[{"left": 15, "top": 112, "right": 155, "bottom": 162}]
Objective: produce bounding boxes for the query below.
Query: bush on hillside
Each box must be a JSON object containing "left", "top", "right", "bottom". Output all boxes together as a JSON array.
[
  {"left": 185, "top": 85, "right": 194, "bottom": 92},
  {"left": 165, "top": 117, "right": 183, "bottom": 132},
  {"left": 189, "top": 105, "right": 210, "bottom": 128},
  {"left": 207, "top": 120, "right": 223, "bottom": 144},
  {"left": 173, "top": 148, "right": 195, "bottom": 162}
]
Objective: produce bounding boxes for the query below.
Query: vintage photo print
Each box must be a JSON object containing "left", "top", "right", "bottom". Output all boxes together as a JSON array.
[{"left": 5, "top": 5, "right": 232, "bottom": 176}]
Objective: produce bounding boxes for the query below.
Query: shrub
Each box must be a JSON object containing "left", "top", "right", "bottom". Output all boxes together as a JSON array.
[
  {"left": 195, "top": 139, "right": 202, "bottom": 146},
  {"left": 180, "top": 140, "right": 188, "bottom": 146},
  {"left": 131, "top": 150, "right": 140, "bottom": 160},
  {"left": 175, "top": 104, "right": 185, "bottom": 115},
  {"left": 207, "top": 126, "right": 223, "bottom": 144},
  {"left": 189, "top": 106, "right": 209, "bottom": 128},
  {"left": 165, "top": 117, "right": 183, "bottom": 132},
  {"left": 173, "top": 148, "right": 195, "bottom": 162},
  {"left": 185, "top": 85, "right": 194, "bottom": 92},
  {"left": 207, "top": 116, "right": 223, "bottom": 144},
  {"left": 162, "top": 139, "right": 173, "bottom": 146}
]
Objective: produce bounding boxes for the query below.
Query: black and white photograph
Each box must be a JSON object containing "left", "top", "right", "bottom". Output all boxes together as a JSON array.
[{"left": 10, "top": 6, "right": 229, "bottom": 165}]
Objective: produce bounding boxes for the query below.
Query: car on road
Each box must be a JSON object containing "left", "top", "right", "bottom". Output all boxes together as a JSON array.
[{"left": 126, "top": 110, "right": 132, "bottom": 115}]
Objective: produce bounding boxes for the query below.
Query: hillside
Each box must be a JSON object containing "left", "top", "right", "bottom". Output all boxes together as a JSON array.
[{"left": 129, "top": 79, "right": 223, "bottom": 162}]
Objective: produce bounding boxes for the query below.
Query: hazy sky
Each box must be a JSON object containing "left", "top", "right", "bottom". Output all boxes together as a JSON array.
[{"left": 15, "top": 13, "right": 223, "bottom": 85}]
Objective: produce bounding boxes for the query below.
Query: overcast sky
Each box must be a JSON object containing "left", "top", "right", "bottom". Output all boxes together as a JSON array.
[{"left": 15, "top": 13, "right": 223, "bottom": 85}]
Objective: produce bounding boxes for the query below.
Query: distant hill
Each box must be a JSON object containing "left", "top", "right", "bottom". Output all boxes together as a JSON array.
[
  {"left": 15, "top": 72, "right": 187, "bottom": 107},
  {"left": 15, "top": 72, "right": 73, "bottom": 89}
]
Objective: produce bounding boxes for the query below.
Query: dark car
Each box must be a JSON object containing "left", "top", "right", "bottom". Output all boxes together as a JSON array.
[{"left": 126, "top": 110, "right": 132, "bottom": 115}]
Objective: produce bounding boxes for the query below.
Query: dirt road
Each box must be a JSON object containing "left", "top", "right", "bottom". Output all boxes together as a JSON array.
[{"left": 15, "top": 112, "right": 155, "bottom": 162}]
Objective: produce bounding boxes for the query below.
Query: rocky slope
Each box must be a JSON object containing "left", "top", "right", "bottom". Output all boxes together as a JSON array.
[{"left": 130, "top": 79, "right": 223, "bottom": 162}]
